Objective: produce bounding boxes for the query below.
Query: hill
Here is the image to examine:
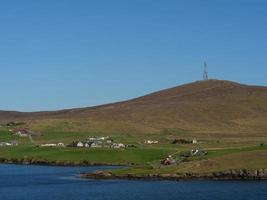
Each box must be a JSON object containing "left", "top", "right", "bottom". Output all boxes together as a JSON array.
[{"left": 1, "top": 79, "right": 267, "bottom": 135}]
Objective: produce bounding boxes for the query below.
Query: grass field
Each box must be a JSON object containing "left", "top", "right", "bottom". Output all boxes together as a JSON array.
[
  {"left": 0, "top": 127, "right": 175, "bottom": 165},
  {"left": 109, "top": 146, "right": 267, "bottom": 176},
  {"left": 0, "top": 146, "right": 174, "bottom": 165},
  {"left": 0, "top": 125, "right": 267, "bottom": 176}
]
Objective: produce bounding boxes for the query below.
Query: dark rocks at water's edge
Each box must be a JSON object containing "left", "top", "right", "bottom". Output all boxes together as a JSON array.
[
  {"left": 0, "top": 158, "right": 124, "bottom": 167},
  {"left": 210, "top": 169, "right": 267, "bottom": 180},
  {"left": 81, "top": 169, "right": 267, "bottom": 181}
]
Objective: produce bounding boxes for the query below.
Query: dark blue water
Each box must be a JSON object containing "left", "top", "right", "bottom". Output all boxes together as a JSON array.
[{"left": 0, "top": 164, "right": 266, "bottom": 200}]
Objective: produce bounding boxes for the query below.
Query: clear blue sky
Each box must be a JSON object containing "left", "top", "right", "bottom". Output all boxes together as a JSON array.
[{"left": 1, "top": 0, "right": 267, "bottom": 111}]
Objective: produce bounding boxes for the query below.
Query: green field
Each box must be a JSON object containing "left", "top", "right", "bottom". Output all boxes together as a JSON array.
[
  {"left": 0, "top": 127, "right": 175, "bottom": 165},
  {"left": 0, "top": 126, "right": 267, "bottom": 176},
  {"left": 0, "top": 146, "right": 174, "bottom": 165}
]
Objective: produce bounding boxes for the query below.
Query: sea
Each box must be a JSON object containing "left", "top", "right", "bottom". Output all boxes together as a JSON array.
[{"left": 0, "top": 164, "right": 266, "bottom": 200}]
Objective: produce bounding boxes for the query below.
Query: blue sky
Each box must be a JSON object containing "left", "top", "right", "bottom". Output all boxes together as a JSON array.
[{"left": 0, "top": 0, "right": 267, "bottom": 111}]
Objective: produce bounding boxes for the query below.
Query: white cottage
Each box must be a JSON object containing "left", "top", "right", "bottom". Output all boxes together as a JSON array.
[{"left": 77, "top": 141, "right": 84, "bottom": 147}]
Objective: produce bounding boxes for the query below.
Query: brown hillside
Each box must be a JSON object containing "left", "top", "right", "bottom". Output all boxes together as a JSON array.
[{"left": 1, "top": 79, "right": 267, "bottom": 134}]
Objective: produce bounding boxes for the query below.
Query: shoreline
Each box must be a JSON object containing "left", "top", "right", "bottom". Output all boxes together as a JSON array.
[
  {"left": 1, "top": 158, "right": 267, "bottom": 182},
  {"left": 0, "top": 158, "right": 125, "bottom": 167},
  {"left": 80, "top": 169, "right": 267, "bottom": 181}
]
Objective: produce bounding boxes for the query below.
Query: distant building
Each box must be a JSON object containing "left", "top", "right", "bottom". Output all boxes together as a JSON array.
[
  {"left": 172, "top": 139, "right": 193, "bottom": 144},
  {"left": 87, "top": 136, "right": 110, "bottom": 142},
  {"left": 111, "top": 143, "right": 125, "bottom": 149},
  {"left": 88, "top": 137, "right": 96, "bottom": 141},
  {"left": 67, "top": 141, "right": 84, "bottom": 148},
  {"left": 192, "top": 139, "right": 198, "bottom": 144},
  {"left": 0, "top": 141, "right": 18, "bottom": 147},
  {"left": 57, "top": 143, "right": 65, "bottom": 147},
  {"left": 13, "top": 129, "right": 30, "bottom": 137},
  {"left": 161, "top": 155, "right": 176, "bottom": 165},
  {"left": 90, "top": 142, "right": 101, "bottom": 148},
  {"left": 190, "top": 149, "right": 207, "bottom": 156},
  {"left": 106, "top": 139, "right": 113, "bottom": 144},
  {"left": 84, "top": 142, "right": 90, "bottom": 148},
  {"left": 145, "top": 140, "right": 159, "bottom": 144},
  {"left": 0, "top": 142, "right": 9, "bottom": 147},
  {"left": 12, "top": 128, "right": 42, "bottom": 137},
  {"left": 76, "top": 141, "right": 84, "bottom": 147},
  {"left": 41, "top": 144, "right": 57, "bottom": 147}
]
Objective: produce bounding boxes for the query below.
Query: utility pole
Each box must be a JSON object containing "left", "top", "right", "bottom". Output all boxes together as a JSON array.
[{"left": 203, "top": 61, "right": 209, "bottom": 80}]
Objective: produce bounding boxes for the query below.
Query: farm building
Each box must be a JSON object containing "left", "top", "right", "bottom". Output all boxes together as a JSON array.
[
  {"left": 12, "top": 128, "right": 42, "bottom": 137},
  {"left": 111, "top": 143, "right": 125, "bottom": 149},
  {"left": 57, "top": 143, "right": 65, "bottom": 147},
  {"left": 40, "top": 144, "right": 57, "bottom": 147},
  {"left": 68, "top": 141, "right": 85, "bottom": 148},
  {"left": 145, "top": 140, "right": 159, "bottom": 144},
  {"left": 0, "top": 141, "right": 18, "bottom": 147}
]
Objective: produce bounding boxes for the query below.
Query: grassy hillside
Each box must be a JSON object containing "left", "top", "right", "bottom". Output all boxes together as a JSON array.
[{"left": 1, "top": 79, "right": 267, "bottom": 137}]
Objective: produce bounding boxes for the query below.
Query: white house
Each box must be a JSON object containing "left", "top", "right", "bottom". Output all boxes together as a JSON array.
[
  {"left": 77, "top": 141, "right": 84, "bottom": 147},
  {"left": 145, "top": 140, "right": 159, "bottom": 144},
  {"left": 111, "top": 143, "right": 125, "bottom": 149},
  {"left": 84, "top": 143, "right": 90, "bottom": 148},
  {"left": 88, "top": 137, "right": 96, "bottom": 141},
  {"left": 0, "top": 141, "right": 18, "bottom": 147},
  {"left": 91, "top": 142, "right": 101, "bottom": 148},
  {"left": 106, "top": 140, "right": 112, "bottom": 144},
  {"left": 2, "top": 142, "right": 11, "bottom": 146},
  {"left": 41, "top": 144, "right": 57, "bottom": 147},
  {"left": 57, "top": 143, "right": 65, "bottom": 147}
]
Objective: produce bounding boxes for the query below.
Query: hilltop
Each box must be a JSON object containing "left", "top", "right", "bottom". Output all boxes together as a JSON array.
[{"left": 1, "top": 79, "right": 267, "bottom": 135}]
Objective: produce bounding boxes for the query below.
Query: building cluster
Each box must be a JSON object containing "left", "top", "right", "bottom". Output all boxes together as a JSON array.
[{"left": 67, "top": 136, "right": 126, "bottom": 149}]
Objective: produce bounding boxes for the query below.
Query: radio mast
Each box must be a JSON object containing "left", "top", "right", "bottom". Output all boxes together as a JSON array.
[{"left": 203, "top": 61, "right": 209, "bottom": 80}]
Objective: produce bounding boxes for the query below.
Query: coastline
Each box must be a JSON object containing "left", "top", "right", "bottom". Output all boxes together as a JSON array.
[
  {"left": 1, "top": 158, "right": 267, "bottom": 181},
  {"left": 0, "top": 158, "right": 125, "bottom": 167},
  {"left": 80, "top": 169, "right": 267, "bottom": 181}
]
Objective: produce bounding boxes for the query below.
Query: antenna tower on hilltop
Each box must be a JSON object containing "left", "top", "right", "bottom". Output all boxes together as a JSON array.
[{"left": 203, "top": 61, "right": 209, "bottom": 80}]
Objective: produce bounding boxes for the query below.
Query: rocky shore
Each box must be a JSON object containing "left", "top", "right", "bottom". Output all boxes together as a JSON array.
[{"left": 81, "top": 169, "right": 267, "bottom": 181}]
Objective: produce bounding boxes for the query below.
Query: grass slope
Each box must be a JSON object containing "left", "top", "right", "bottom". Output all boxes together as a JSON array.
[{"left": 1, "top": 79, "right": 267, "bottom": 136}]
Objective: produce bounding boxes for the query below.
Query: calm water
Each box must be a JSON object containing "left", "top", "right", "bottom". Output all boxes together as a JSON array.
[{"left": 0, "top": 164, "right": 266, "bottom": 200}]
